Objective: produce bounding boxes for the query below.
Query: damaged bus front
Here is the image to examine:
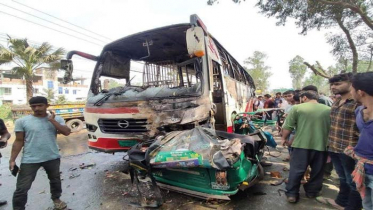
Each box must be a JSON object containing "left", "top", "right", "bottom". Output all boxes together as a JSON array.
[
  {"left": 61, "top": 16, "right": 214, "bottom": 152},
  {"left": 61, "top": 15, "right": 255, "bottom": 153}
]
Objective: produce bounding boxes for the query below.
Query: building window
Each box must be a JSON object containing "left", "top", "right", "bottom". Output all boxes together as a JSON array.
[
  {"left": 47, "top": 81, "right": 54, "bottom": 89},
  {"left": 2, "top": 100, "right": 13, "bottom": 105},
  {"left": 58, "top": 87, "right": 63, "bottom": 94},
  {"left": 73, "top": 90, "right": 77, "bottom": 95},
  {"left": 33, "top": 88, "right": 39, "bottom": 94},
  {"left": 65, "top": 89, "right": 69, "bottom": 94},
  {"left": 3, "top": 88, "right": 11, "bottom": 95}
]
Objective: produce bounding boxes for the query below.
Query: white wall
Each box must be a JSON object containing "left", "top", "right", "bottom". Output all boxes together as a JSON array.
[{"left": 0, "top": 83, "right": 89, "bottom": 105}]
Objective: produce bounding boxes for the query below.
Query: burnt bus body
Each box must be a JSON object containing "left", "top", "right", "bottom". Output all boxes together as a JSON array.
[{"left": 61, "top": 15, "right": 255, "bottom": 153}]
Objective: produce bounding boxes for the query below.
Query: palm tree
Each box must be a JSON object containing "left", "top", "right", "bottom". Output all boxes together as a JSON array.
[
  {"left": 0, "top": 36, "right": 65, "bottom": 102},
  {"left": 42, "top": 88, "right": 56, "bottom": 103}
]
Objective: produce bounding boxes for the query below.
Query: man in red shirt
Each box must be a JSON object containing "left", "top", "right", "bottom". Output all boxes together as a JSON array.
[{"left": 264, "top": 94, "right": 275, "bottom": 120}]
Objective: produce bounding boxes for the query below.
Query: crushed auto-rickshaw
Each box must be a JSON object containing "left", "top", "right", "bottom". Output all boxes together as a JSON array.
[{"left": 126, "top": 112, "right": 282, "bottom": 207}]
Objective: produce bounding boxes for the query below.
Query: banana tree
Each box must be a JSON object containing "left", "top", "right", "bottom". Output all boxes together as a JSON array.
[{"left": 0, "top": 36, "right": 65, "bottom": 102}]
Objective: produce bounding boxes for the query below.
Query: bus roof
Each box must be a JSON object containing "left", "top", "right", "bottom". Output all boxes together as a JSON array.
[{"left": 102, "top": 23, "right": 191, "bottom": 63}]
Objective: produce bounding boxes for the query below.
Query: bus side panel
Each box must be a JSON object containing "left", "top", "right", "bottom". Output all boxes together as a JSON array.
[
  {"left": 223, "top": 77, "right": 254, "bottom": 132},
  {"left": 224, "top": 76, "right": 240, "bottom": 132}
]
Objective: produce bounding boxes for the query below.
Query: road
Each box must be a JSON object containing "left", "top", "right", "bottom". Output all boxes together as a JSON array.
[{"left": 0, "top": 129, "right": 339, "bottom": 210}]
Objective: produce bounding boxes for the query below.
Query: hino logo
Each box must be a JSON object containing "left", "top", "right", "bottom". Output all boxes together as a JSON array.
[{"left": 117, "top": 120, "right": 130, "bottom": 128}]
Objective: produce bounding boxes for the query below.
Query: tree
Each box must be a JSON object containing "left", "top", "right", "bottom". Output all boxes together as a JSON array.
[
  {"left": 209, "top": 1, "right": 373, "bottom": 75},
  {"left": 255, "top": 1, "right": 367, "bottom": 74},
  {"left": 289, "top": 56, "right": 307, "bottom": 89},
  {"left": 0, "top": 104, "right": 12, "bottom": 120},
  {"left": 0, "top": 36, "right": 65, "bottom": 102},
  {"left": 107, "top": 79, "right": 123, "bottom": 89},
  {"left": 243, "top": 51, "right": 272, "bottom": 93},
  {"left": 303, "top": 74, "right": 330, "bottom": 94},
  {"left": 210, "top": 0, "right": 373, "bottom": 30},
  {"left": 42, "top": 88, "right": 55, "bottom": 103},
  {"left": 313, "top": 0, "right": 373, "bottom": 31},
  {"left": 55, "top": 95, "right": 67, "bottom": 105}
]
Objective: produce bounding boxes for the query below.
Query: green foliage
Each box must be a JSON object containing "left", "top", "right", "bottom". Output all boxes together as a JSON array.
[
  {"left": 244, "top": 51, "right": 272, "bottom": 93},
  {"left": 55, "top": 95, "right": 67, "bottom": 105},
  {"left": 303, "top": 74, "right": 330, "bottom": 95},
  {"left": 0, "top": 104, "right": 12, "bottom": 120},
  {"left": 327, "top": 58, "right": 372, "bottom": 76},
  {"left": 255, "top": 0, "right": 373, "bottom": 73},
  {"left": 107, "top": 79, "right": 123, "bottom": 89},
  {"left": 42, "top": 88, "right": 55, "bottom": 103},
  {"left": 289, "top": 56, "right": 307, "bottom": 89},
  {"left": 0, "top": 36, "right": 65, "bottom": 100}
]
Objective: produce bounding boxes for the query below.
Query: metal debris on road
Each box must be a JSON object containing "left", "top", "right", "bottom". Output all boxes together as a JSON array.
[
  {"left": 69, "top": 174, "right": 81, "bottom": 179},
  {"left": 79, "top": 163, "right": 96, "bottom": 169}
]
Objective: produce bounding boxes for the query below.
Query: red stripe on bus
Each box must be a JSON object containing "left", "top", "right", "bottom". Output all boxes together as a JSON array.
[
  {"left": 85, "top": 107, "right": 139, "bottom": 114},
  {"left": 89, "top": 138, "right": 138, "bottom": 151}
]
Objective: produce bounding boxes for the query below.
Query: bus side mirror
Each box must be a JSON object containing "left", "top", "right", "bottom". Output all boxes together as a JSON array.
[
  {"left": 186, "top": 26, "right": 205, "bottom": 57},
  {"left": 60, "top": 59, "right": 73, "bottom": 84}
]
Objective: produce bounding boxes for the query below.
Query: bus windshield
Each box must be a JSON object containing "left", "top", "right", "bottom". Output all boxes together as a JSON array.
[
  {"left": 88, "top": 57, "right": 203, "bottom": 104},
  {"left": 86, "top": 24, "right": 205, "bottom": 104}
]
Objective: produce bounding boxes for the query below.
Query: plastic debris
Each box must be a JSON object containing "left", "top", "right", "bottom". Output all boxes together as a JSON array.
[{"left": 270, "top": 171, "right": 282, "bottom": 178}]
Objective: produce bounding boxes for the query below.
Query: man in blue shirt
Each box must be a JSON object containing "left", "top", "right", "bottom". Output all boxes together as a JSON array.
[
  {"left": 10, "top": 97, "right": 71, "bottom": 210},
  {"left": 350, "top": 72, "right": 373, "bottom": 210}
]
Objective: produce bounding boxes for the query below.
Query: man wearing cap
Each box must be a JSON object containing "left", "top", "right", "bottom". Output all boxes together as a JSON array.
[{"left": 10, "top": 96, "right": 71, "bottom": 210}]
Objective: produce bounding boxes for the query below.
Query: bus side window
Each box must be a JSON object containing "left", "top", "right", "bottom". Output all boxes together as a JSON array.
[{"left": 212, "top": 61, "right": 223, "bottom": 103}]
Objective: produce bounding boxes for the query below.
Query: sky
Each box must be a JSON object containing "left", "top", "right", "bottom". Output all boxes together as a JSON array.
[{"left": 0, "top": 0, "right": 337, "bottom": 90}]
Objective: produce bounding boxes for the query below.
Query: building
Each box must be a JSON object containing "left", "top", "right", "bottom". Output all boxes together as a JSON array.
[{"left": 0, "top": 68, "right": 89, "bottom": 105}]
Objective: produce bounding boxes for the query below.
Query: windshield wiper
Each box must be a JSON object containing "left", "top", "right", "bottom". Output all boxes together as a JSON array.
[{"left": 93, "top": 93, "right": 114, "bottom": 106}]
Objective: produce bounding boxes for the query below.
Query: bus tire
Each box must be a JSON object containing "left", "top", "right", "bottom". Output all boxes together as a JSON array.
[{"left": 66, "top": 119, "right": 84, "bottom": 133}]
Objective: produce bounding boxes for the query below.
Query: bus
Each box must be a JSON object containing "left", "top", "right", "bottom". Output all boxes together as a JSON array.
[{"left": 60, "top": 14, "right": 256, "bottom": 153}]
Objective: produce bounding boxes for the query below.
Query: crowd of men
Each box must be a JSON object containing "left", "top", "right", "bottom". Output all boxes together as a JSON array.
[
  {"left": 0, "top": 73, "right": 372, "bottom": 210},
  {"left": 256, "top": 72, "right": 373, "bottom": 210}
]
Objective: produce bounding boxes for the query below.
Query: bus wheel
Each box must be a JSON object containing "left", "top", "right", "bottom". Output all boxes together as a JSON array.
[{"left": 66, "top": 119, "right": 84, "bottom": 133}]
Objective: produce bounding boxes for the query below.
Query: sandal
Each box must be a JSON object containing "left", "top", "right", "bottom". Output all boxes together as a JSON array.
[
  {"left": 53, "top": 200, "right": 67, "bottom": 210},
  {"left": 315, "top": 197, "right": 344, "bottom": 210}
]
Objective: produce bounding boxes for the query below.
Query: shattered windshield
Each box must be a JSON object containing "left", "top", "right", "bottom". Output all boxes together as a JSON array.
[{"left": 88, "top": 57, "right": 203, "bottom": 104}]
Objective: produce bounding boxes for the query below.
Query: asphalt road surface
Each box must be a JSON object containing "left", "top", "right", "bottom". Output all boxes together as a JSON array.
[{"left": 0, "top": 129, "right": 339, "bottom": 210}]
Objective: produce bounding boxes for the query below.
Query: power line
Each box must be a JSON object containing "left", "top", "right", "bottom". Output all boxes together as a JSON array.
[
  {"left": 12, "top": 0, "right": 112, "bottom": 42},
  {"left": 0, "top": 10, "right": 103, "bottom": 47},
  {"left": 0, "top": 33, "right": 54, "bottom": 48},
  {"left": 0, "top": 3, "right": 107, "bottom": 44},
  {"left": 0, "top": 34, "right": 98, "bottom": 63}
]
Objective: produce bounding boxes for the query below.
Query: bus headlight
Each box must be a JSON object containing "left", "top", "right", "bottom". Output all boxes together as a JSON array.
[{"left": 86, "top": 124, "right": 98, "bottom": 132}]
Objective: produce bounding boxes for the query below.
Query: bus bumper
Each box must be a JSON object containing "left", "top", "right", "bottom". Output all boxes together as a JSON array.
[{"left": 88, "top": 137, "right": 140, "bottom": 153}]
